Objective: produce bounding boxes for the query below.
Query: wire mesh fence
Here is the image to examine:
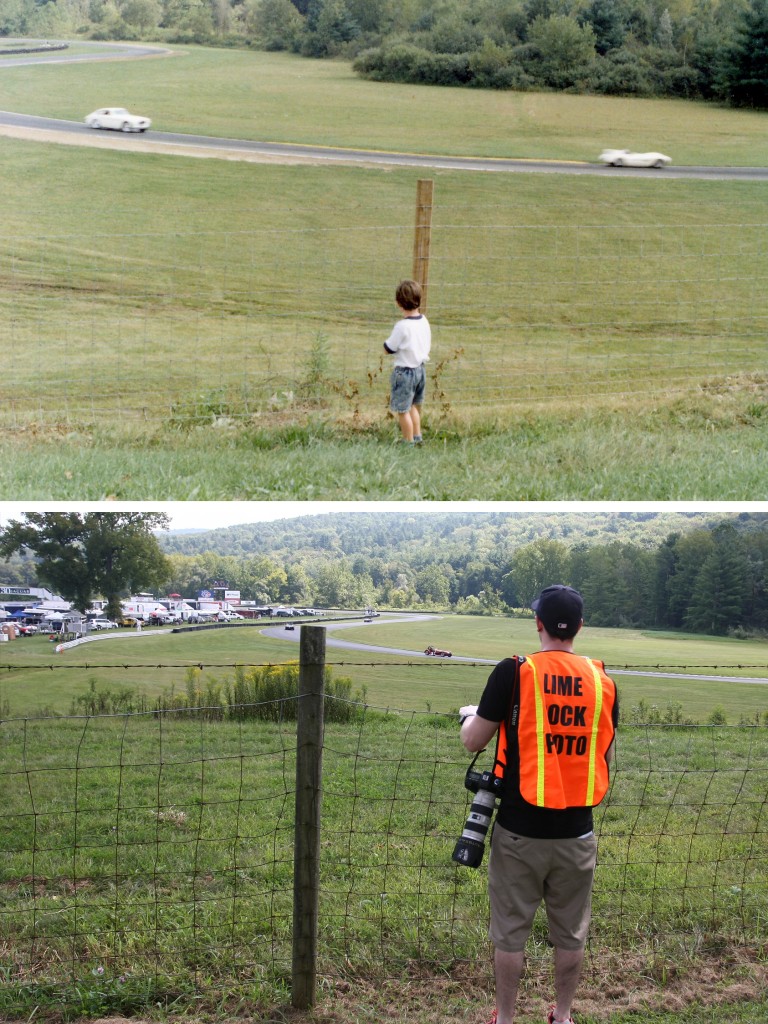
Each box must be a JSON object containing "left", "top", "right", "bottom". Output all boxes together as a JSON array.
[
  {"left": 1, "top": 672, "right": 767, "bottom": 1016},
  {"left": 3, "top": 189, "right": 767, "bottom": 428}
]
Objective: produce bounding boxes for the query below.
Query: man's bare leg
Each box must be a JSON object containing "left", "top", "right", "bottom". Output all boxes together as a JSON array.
[
  {"left": 552, "top": 946, "right": 584, "bottom": 1022},
  {"left": 494, "top": 948, "right": 525, "bottom": 1024}
]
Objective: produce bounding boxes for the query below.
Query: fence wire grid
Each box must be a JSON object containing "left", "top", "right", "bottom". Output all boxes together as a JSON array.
[
  {"left": 1, "top": 679, "right": 767, "bottom": 1011},
  {"left": 3, "top": 194, "right": 768, "bottom": 428}
]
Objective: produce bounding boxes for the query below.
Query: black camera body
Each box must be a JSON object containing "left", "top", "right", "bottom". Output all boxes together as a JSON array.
[{"left": 452, "top": 763, "right": 503, "bottom": 868}]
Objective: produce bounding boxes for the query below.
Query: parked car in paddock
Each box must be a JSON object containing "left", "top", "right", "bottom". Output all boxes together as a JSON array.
[
  {"left": 599, "top": 148, "right": 671, "bottom": 168},
  {"left": 89, "top": 618, "right": 119, "bottom": 630},
  {"left": 85, "top": 108, "right": 151, "bottom": 133},
  {"left": 148, "top": 613, "right": 174, "bottom": 626},
  {"left": 425, "top": 645, "right": 452, "bottom": 658}
]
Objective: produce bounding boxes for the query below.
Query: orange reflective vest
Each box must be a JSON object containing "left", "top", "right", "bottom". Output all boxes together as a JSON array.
[{"left": 494, "top": 652, "right": 616, "bottom": 810}]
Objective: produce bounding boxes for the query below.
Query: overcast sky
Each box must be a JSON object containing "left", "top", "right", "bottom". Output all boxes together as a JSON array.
[{"left": 0, "top": 501, "right": 762, "bottom": 534}]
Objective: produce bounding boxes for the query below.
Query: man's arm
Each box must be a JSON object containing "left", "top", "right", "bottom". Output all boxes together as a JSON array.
[{"left": 460, "top": 711, "right": 500, "bottom": 753}]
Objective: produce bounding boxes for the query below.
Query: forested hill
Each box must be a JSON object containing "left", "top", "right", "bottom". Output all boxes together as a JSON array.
[
  {"left": 1, "top": 511, "right": 764, "bottom": 635},
  {"left": 160, "top": 509, "right": 758, "bottom": 561}
]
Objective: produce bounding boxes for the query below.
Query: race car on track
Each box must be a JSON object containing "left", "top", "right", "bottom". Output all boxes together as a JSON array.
[
  {"left": 85, "top": 108, "right": 151, "bottom": 133},
  {"left": 425, "top": 645, "right": 452, "bottom": 658},
  {"left": 598, "top": 148, "right": 671, "bottom": 168}
]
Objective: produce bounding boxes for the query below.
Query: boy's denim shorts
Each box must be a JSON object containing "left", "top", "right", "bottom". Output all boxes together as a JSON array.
[{"left": 389, "top": 364, "right": 426, "bottom": 414}]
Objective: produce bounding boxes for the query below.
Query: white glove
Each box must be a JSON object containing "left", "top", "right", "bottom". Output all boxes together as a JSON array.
[{"left": 459, "top": 705, "right": 478, "bottom": 724}]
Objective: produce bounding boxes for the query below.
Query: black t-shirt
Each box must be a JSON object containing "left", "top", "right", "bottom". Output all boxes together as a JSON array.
[{"left": 477, "top": 656, "right": 619, "bottom": 839}]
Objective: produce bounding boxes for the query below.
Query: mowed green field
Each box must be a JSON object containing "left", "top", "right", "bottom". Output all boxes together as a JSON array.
[
  {"left": 2, "top": 45, "right": 768, "bottom": 498},
  {"left": 2, "top": 615, "right": 767, "bottom": 722},
  {"left": 3, "top": 45, "right": 768, "bottom": 164},
  {"left": 2, "top": 612, "right": 768, "bottom": 1024}
]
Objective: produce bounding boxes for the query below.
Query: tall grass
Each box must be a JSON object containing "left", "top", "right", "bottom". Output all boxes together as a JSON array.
[{"left": 71, "top": 662, "right": 365, "bottom": 722}]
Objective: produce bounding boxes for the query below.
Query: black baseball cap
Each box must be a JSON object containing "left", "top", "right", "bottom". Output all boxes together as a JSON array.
[{"left": 531, "top": 585, "right": 584, "bottom": 639}]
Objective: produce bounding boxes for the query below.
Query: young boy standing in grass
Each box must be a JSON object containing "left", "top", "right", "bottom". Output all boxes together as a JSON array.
[{"left": 383, "top": 279, "right": 431, "bottom": 444}]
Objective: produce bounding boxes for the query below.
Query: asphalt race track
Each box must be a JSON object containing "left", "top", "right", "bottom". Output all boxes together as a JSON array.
[
  {"left": 2, "top": 41, "right": 767, "bottom": 180},
  {"left": 262, "top": 616, "right": 768, "bottom": 686}
]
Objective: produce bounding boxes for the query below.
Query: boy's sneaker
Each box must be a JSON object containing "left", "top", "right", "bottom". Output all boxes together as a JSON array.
[{"left": 547, "top": 1008, "right": 574, "bottom": 1024}]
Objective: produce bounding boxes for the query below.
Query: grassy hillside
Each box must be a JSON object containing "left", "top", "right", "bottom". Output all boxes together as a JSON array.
[{"left": 2, "top": 46, "right": 767, "bottom": 497}]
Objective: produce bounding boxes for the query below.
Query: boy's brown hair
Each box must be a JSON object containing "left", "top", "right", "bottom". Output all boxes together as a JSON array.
[{"left": 396, "top": 279, "right": 422, "bottom": 312}]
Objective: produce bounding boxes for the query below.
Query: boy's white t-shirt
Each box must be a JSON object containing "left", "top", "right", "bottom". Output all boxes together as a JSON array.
[{"left": 384, "top": 314, "right": 431, "bottom": 368}]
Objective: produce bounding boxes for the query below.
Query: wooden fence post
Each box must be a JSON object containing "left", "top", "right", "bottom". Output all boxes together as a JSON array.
[
  {"left": 412, "top": 178, "right": 434, "bottom": 312},
  {"left": 292, "top": 624, "right": 326, "bottom": 1009}
]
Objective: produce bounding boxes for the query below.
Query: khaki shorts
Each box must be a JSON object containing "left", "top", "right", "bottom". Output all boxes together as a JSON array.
[{"left": 488, "top": 824, "right": 597, "bottom": 952}]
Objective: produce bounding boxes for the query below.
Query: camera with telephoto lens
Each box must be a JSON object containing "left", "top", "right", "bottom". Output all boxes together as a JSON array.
[{"left": 452, "top": 754, "right": 503, "bottom": 869}]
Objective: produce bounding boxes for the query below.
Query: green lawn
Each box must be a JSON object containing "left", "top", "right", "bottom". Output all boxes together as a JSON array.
[
  {"left": 2, "top": 45, "right": 768, "bottom": 497},
  {"left": 3, "top": 45, "right": 768, "bottom": 166},
  {"left": 2, "top": 615, "right": 767, "bottom": 723}
]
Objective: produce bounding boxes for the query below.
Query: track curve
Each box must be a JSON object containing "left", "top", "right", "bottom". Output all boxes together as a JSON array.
[
  {"left": 2, "top": 42, "right": 767, "bottom": 179},
  {"left": 261, "top": 617, "right": 768, "bottom": 685}
]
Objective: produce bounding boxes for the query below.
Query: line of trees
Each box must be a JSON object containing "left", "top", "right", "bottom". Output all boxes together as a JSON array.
[
  {"left": 351, "top": 0, "right": 768, "bottom": 103},
  {"left": 4, "top": 0, "right": 768, "bottom": 107},
  {"left": 161, "top": 513, "right": 768, "bottom": 637},
  {"left": 1, "top": 512, "right": 765, "bottom": 638}
]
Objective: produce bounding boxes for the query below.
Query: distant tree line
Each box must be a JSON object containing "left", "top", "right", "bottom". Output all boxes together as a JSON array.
[
  {"left": 159, "top": 513, "right": 768, "bottom": 637},
  {"left": 4, "top": 0, "right": 768, "bottom": 107},
  {"left": 3, "top": 511, "right": 765, "bottom": 637}
]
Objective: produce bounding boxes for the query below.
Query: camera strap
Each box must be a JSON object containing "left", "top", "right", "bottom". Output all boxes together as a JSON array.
[{"left": 492, "top": 655, "right": 524, "bottom": 782}]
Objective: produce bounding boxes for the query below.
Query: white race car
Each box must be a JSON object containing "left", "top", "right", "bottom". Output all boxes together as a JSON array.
[
  {"left": 85, "top": 108, "right": 151, "bottom": 133},
  {"left": 599, "top": 148, "right": 671, "bottom": 168}
]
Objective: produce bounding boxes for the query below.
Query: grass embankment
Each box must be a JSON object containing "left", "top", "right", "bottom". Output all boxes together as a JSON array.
[{"left": 1, "top": 48, "right": 767, "bottom": 496}]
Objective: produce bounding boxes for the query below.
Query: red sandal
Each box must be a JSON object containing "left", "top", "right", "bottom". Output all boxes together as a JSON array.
[{"left": 547, "top": 1007, "right": 574, "bottom": 1024}]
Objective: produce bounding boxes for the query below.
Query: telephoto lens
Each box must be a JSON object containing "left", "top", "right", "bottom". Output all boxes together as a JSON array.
[{"left": 452, "top": 788, "right": 498, "bottom": 868}]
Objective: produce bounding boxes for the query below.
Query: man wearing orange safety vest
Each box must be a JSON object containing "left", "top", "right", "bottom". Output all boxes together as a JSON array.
[{"left": 460, "top": 585, "right": 618, "bottom": 1024}]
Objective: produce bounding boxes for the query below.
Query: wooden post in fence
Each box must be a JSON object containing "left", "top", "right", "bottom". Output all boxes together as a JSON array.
[
  {"left": 412, "top": 178, "right": 434, "bottom": 312},
  {"left": 292, "top": 624, "right": 326, "bottom": 1009}
]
